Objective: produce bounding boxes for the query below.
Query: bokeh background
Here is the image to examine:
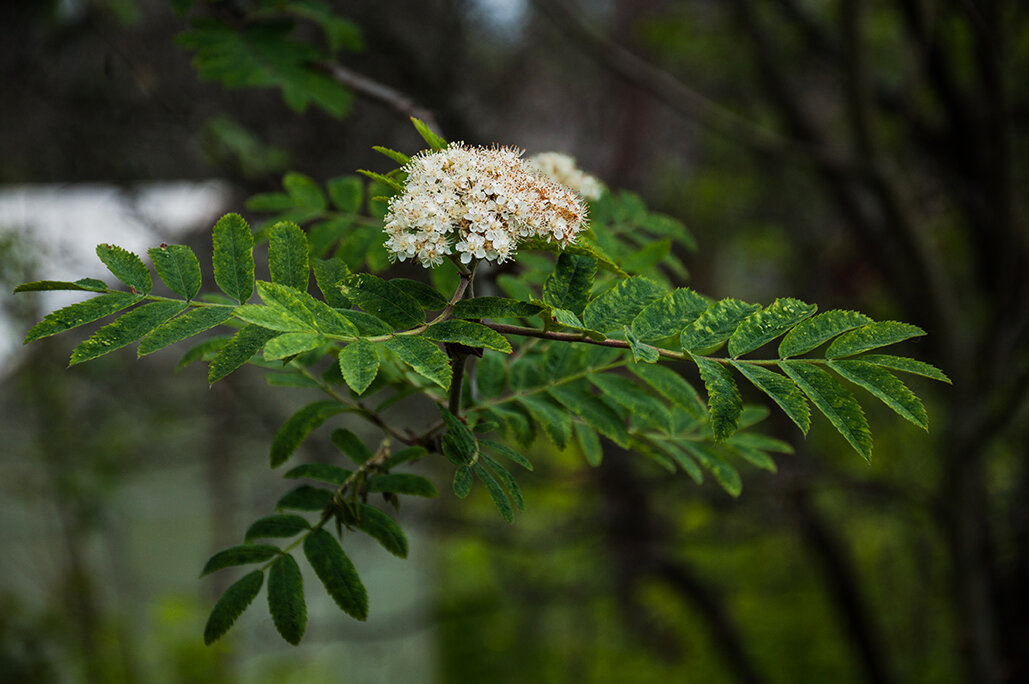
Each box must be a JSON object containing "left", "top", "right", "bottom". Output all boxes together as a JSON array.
[{"left": 2, "top": 1, "right": 1027, "bottom": 682}]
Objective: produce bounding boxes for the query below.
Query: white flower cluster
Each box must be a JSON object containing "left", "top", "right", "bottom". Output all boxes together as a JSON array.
[
  {"left": 527, "top": 152, "right": 605, "bottom": 201},
  {"left": 383, "top": 144, "right": 588, "bottom": 268}
]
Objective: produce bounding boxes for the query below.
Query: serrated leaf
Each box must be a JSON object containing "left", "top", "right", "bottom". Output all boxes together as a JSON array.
[
  {"left": 681, "top": 299, "right": 761, "bottom": 354},
  {"left": 384, "top": 445, "right": 427, "bottom": 469},
  {"left": 270, "top": 400, "right": 345, "bottom": 467},
  {"left": 257, "top": 281, "right": 358, "bottom": 336},
  {"left": 473, "top": 463, "right": 514, "bottom": 522},
  {"left": 549, "top": 380, "right": 629, "bottom": 447},
  {"left": 70, "top": 301, "right": 187, "bottom": 365},
  {"left": 24, "top": 292, "right": 140, "bottom": 343},
  {"left": 589, "top": 373, "right": 671, "bottom": 432},
  {"left": 728, "top": 298, "right": 817, "bottom": 357},
  {"left": 656, "top": 442, "right": 703, "bottom": 483},
  {"left": 14, "top": 278, "right": 107, "bottom": 293},
  {"left": 546, "top": 308, "right": 606, "bottom": 341},
  {"left": 148, "top": 244, "right": 201, "bottom": 300},
  {"left": 245, "top": 514, "right": 311, "bottom": 542},
  {"left": 582, "top": 276, "right": 666, "bottom": 332},
  {"left": 778, "top": 310, "right": 873, "bottom": 358},
  {"left": 268, "top": 555, "right": 306, "bottom": 645},
  {"left": 339, "top": 339, "right": 379, "bottom": 394},
  {"left": 342, "top": 274, "right": 423, "bottom": 329},
  {"left": 518, "top": 395, "right": 572, "bottom": 449},
  {"left": 828, "top": 360, "right": 928, "bottom": 429},
  {"left": 356, "top": 169, "right": 403, "bottom": 193},
  {"left": 624, "top": 327, "right": 660, "bottom": 363},
  {"left": 630, "top": 288, "right": 708, "bottom": 341},
  {"left": 234, "top": 304, "right": 312, "bottom": 332},
  {"left": 371, "top": 146, "right": 410, "bottom": 166},
  {"left": 276, "top": 485, "right": 334, "bottom": 511},
  {"left": 629, "top": 362, "right": 706, "bottom": 419},
  {"left": 209, "top": 325, "right": 280, "bottom": 382},
  {"left": 825, "top": 321, "right": 926, "bottom": 359},
  {"left": 303, "top": 529, "right": 368, "bottom": 620},
  {"left": 680, "top": 442, "right": 741, "bottom": 497},
  {"left": 480, "top": 439, "right": 533, "bottom": 471},
  {"left": 178, "top": 335, "right": 231, "bottom": 371},
  {"left": 264, "top": 332, "right": 325, "bottom": 360},
  {"left": 693, "top": 357, "right": 742, "bottom": 441},
  {"left": 574, "top": 422, "right": 603, "bottom": 466},
  {"left": 311, "top": 258, "right": 351, "bottom": 308},
  {"left": 780, "top": 360, "right": 872, "bottom": 461},
  {"left": 96, "top": 244, "right": 151, "bottom": 294},
  {"left": 330, "top": 428, "right": 373, "bottom": 464},
  {"left": 269, "top": 222, "right": 310, "bottom": 291},
  {"left": 327, "top": 176, "right": 363, "bottom": 212},
  {"left": 203, "top": 570, "right": 263, "bottom": 645},
  {"left": 392, "top": 279, "right": 448, "bottom": 309},
  {"left": 138, "top": 306, "right": 234, "bottom": 356},
  {"left": 284, "top": 463, "right": 353, "bottom": 485},
  {"left": 367, "top": 473, "right": 438, "bottom": 497},
  {"left": 337, "top": 309, "right": 392, "bottom": 336},
  {"left": 385, "top": 336, "right": 451, "bottom": 389},
  {"left": 201, "top": 544, "right": 280, "bottom": 576},
  {"left": 729, "top": 445, "right": 778, "bottom": 473},
  {"left": 480, "top": 454, "right": 524, "bottom": 510},
  {"left": 452, "top": 297, "right": 543, "bottom": 320},
  {"left": 859, "top": 354, "right": 951, "bottom": 384},
  {"left": 729, "top": 361, "right": 811, "bottom": 433},
  {"left": 350, "top": 504, "right": 408, "bottom": 558},
  {"left": 212, "top": 213, "right": 255, "bottom": 304},
  {"left": 476, "top": 352, "right": 507, "bottom": 398},
  {"left": 283, "top": 171, "right": 327, "bottom": 211},
  {"left": 440, "top": 406, "right": 478, "bottom": 464},
  {"left": 453, "top": 466, "right": 473, "bottom": 498},
  {"left": 410, "top": 117, "right": 448, "bottom": 150},
  {"left": 423, "top": 320, "right": 512, "bottom": 353},
  {"left": 543, "top": 253, "right": 597, "bottom": 316}
]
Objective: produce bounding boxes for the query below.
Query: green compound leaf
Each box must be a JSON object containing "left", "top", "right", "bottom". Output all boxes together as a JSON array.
[
  {"left": 825, "top": 321, "right": 926, "bottom": 359},
  {"left": 549, "top": 380, "right": 630, "bottom": 448},
  {"left": 268, "top": 222, "right": 310, "bottom": 291},
  {"left": 212, "top": 213, "right": 255, "bottom": 304},
  {"left": 148, "top": 244, "right": 201, "bottom": 299},
  {"left": 582, "top": 276, "right": 666, "bottom": 333},
  {"left": 518, "top": 395, "right": 572, "bottom": 449},
  {"left": 473, "top": 463, "right": 514, "bottom": 523},
  {"left": 256, "top": 281, "right": 358, "bottom": 336},
  {"left": 545, "top": 308, "right": 606, "bottom": 341},
  {"left": 778, "top": 310, "right": 873, "bottom": 358},
  {"left": 828, "top": 360, "right": 928, "bottom": 429},
  {"left": 235, "top": 304, "right": 312, "bottom": 332},
  {"left": 24, "top": 292, "right": 140, "bottom": 343},
  {"left": 209, "top": 324, "right": 280, "bottom": 383},
  {"left": 392, "top": 279, "right": 449, "bottom": 309},
  {"left": 70, "top": 301, "right": 187, "bottom": 365},
  {"left": 680, "top": 442, "right": 741, "bottom": 497},
  {"left": 452, "top": 297, "right": 543, "bottom": 320},
  {"left": 629, "top": 362, "right": 706, "bottom": 419},
  {"left": 624, "top": 327, "right": 660, "bottom": 363},
  {"left": 680, "top": 299, "right": 761, "bottom": 354},
  {"left": 339, "top": 339, "right": 379, "bottom": 395},
  {"left": 371, "top": 146, "right": 410, "bottom": 166},
  {"left": 859, "top": 354, "right": 951, "bottom": 384},
  {"left": 439, "top": 407, "right": 478, "bottom": 463},
  {"left": 367, "top": 473, "right": 438, "bottom": 498},
  {"left": 263, "top": 332, "right": 325, "bottom": 360},
  {"left": 96, "top": 243, "right": 152, "bottom": 294},
  {"left": 283, "top": 172, "right": 327, "bottom": 212},
  {"left": 453, "top": 466, "right": 473, "bottom": 498},
  {"left": 245, "top": 514, "right": 311, "bottom": 543},
  {"left": 356, "top": 169, "right": 403, "bottom": 194},
  {"left": 327, "top": 175, "right": 364, "bottom": 212},
  {"left": 270, "top": 400, "right": 346, "bottom": 467},
  {"left": 780, "top": 360, "right": 872, "bottom": 461},
  {"left": 201, "top": 544, "right": 280, "bottom": 576},
  {"left": 14, "top": 278, "right": 107, "bottom": 293},
  {"left": 728, "top": 298, "right": 817, "bottom": 357},
  {"left": 342, "top": 274, "right": 424, "bottom": 329},
  {"left": 543, "top": 253, "right": 598, "bottom": 316},
  {"left": 481, "top": 454, "right": 524, "bottom": 510},
  {"left": 630, "top": 288, "right": 709, "bottom": 342},
  {"left": 330, "top": 428, "right": 372, "bottom": 465},
  {"left": 284, "top": 463, "right": 353, "bottom": 485},
  {"left": 303, "top": 529, "right": 368, "bottom": 621},
  {"left": 411, "top": 116, "right": 448, "bottom": 150},
  {"left": 384, "top": 446, "right": 427, "bottom": 469},
  {"left": 268, "top": 554, "right": 306, "bottom": 645},
  {"left": 178, "top": 335, "right": 231, "bottom": 371},
  {"left": 138, "top": 306, "right": 234, "bottom": 356},
  {"left": 423, "top": 320, "right": 512, "bottom": 353},
  {"left": 480, "top": 439, "right": 533, "bottom": 471},
  {"left": 311, "top": 258, "right": 351, "bottom": 308},
  {"left": 337, "top": 310, "right": 392, "bottom": 336},
  {"left": 476, "top": 352, "right": 507, "bottom": 398},
  {"left": 589, "top": 373, "right": 671, "bottom": 433},
  {"left": 276, "top": 485, "right": 334, "bottom": 512},
  {"left": 730, "top": 361, "right": 811, "bottom": 434},
  {"left": 693, "top": 357, "right": 742, "bottom": 441},
  {"left": 203, "top": 570, "right": 263, "bottom": 645},
  {"left": 574, "top": 422, "right": 603, "bottom": 466},
  {"left": 656, "top": 442, "right": 703, "bottom": 483},
  {"left": 384, "top": 336, "right": 452, "bottom": 389},
  {"left": 350, "top": 504, "right": 408, "bottom": 558}
]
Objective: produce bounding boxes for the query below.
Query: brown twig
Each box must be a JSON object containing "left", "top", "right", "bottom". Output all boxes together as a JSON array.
[{"left": 319, "top": 61, "right": 443, "bottom": 135}]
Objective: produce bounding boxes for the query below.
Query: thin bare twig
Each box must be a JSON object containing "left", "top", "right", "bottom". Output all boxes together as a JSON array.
[{"left": 319, "top": 61, "right": 443, "bottom": 134}]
